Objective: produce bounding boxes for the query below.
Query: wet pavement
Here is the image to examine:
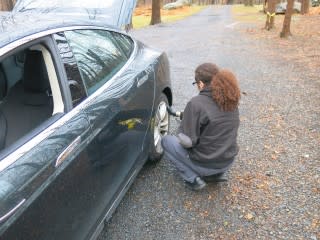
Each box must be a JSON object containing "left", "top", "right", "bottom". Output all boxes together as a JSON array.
[{"left": 99, "top": 5, "right": 320, "bottom": 240}]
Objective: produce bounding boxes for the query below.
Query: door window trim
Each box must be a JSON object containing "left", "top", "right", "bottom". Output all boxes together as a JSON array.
[{"left": 0, "top": 37, "right": 66, "bottom": 171}]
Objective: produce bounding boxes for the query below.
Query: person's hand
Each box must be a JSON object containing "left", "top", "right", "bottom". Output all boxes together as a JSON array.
[{"left": 177, "top": 133, "right": 192, "bottom": 148}]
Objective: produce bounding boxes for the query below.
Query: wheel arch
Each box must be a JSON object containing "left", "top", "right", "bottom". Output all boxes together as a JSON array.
[{"left": 162, "top": 87, "right": 172, "bottom": 106}]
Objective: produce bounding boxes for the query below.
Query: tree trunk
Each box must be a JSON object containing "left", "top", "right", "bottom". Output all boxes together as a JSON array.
[
  {"left": 244, "top": 0, "right": 254, "bottom": 6},
  {"left": 263, "top": 0, "right": 268, "bottom": 13},
  {"left": 150, "top": 0, "right": 161, "bottom": 25},
  {"left": 280, "top": 0, "right": 294, "bottom": 38},
  {"left": 137, "top": 0, "right": 146, "bottom": 7},
  {"left": 265, "top": 0, "right": 276, "bottom": 30},
  {"left": 300, "top": 0, "right": 310, "bottom": 14},
  {"left": 0, "top": 0, "right": 15, "bottom": 11}
]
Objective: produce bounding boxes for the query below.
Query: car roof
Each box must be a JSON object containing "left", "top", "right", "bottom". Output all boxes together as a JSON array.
[{"left": 0, "top": 12, "right": 120, "bottom": 50}]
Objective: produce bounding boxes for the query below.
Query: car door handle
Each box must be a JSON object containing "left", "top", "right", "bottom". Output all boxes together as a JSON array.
[
  {"left": 137, "top": 75, "right": 148, "bottom": 88},
  {"left": 55, "top": 136, "right": 81, "bottom": 167},
  {"left": 0, "top": 199, "right": 26, "bottom": 223}
]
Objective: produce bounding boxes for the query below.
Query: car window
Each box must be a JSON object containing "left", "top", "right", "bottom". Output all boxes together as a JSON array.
[
  {"left": 64, "top": 29, "right": 129, "bottom": 96},
  {"left": 111, "top": 32, "right": 134, "bottom": 58},
  {"left": 0, "top": 42, "right": 64, "bottom": 156}
]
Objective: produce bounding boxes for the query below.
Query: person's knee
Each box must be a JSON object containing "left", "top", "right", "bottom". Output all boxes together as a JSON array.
[
  {"left": 161, "top": 135, "right": 178, "bottom": 151},
  {"left": 161, "top": 135, "right": 171, "bottom": 150}
]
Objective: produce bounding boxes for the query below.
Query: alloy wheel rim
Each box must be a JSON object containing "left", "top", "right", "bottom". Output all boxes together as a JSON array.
[{"left": 154, "top": 101, "right": 169, "bottom": 154}]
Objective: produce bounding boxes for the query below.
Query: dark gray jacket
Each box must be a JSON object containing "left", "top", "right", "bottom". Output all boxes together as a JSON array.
[{"left": 178, "top": 88, "right": 239, "bottom": 169}]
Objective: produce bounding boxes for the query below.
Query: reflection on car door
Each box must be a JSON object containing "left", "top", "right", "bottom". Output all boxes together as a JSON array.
[
  {"left": 54, "top": 29, "right": 155, "bottom": 237},
  {"left": 0, "top": 41, "right": 93, "bottom": 239},
  {"left": 0, "top": 112, "right": 94, "bottom": 240}
]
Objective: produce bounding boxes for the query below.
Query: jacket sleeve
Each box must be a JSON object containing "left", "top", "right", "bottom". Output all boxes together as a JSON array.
[{"left": 178, "top": 100, "right": 201, "bottom": 147}]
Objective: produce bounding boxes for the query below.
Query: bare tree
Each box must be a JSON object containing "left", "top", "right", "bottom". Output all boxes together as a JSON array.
[
  {"left": 300, "top": 0, "right": 310, "bottom": 14},
  {"left": 265, "top": 0, "right": 276, "bottom": 30},
  {"left": 150, "top": 0, "right": 162, "bottom": 25},
  {"left": 280, "top": 0, "right": 294, "bottom": 38},
  {"left": 0, "top": 0, "right": 15, "bottom": 11},
  {"left": 137, "top": 0, "right": 148, "bottom": 6},
  {"left": 244, "top": 0, "right": 254, "bottom": 6}
]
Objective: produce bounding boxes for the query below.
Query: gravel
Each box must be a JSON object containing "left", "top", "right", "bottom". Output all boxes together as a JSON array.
[{"left": 99, "top": 5, "right": 320, "bottom": 240}]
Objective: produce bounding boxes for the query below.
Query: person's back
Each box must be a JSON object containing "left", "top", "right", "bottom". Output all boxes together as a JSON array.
[
  {"left": 189, "top": 93, "right": 239, "bottom": 167},
  {"left": 162, "top": 63, "right": 241, "bottom": 191}
]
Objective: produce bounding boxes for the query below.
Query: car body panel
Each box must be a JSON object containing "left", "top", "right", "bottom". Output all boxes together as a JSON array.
[
  {"left": 13, "top": 0, "right": 137, "bottom": 29},
  {"left": 0, "top": 13, "right": 119, "bottom": 51}
]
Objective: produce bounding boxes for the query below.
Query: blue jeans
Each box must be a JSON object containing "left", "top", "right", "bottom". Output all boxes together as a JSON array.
[{"left": 161, "top": 135, "right": 229, "bottom": 182}]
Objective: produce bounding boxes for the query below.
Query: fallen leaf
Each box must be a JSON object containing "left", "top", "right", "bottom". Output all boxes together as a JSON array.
[
  {"left": 245, "top": 213, "right": 254, "bottom": 221},
  {"left": 200, "top": 211, "right": 209, "bottom": 218},
  {"left": 271, "top": 154, "right": 278, "bottom": 160}
]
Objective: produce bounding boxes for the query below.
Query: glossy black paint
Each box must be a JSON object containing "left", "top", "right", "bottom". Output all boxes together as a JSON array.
[
  {"left": 0, "top": 11, "right": 171, "bottom": 240},
  {"left": 13, "top": 0, "right": 138, "bottom": 29}
]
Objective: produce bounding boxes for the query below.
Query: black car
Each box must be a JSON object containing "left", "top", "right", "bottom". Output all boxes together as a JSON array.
[{"left": 0, "top": 1, "right": 172, "bottom": 239}]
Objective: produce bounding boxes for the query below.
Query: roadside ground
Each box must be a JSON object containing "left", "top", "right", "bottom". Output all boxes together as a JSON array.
[
  {"left": 101, "top": 6, "right": 319, "bottom": 240},
  {"left": 134, "top": 4, "right": 320, "bottom": 75},
  {"left": 232, "top": 5, "right": 320, "bottom": 77},
  {"left": 133, "top": 5, "right": 206, "bottom": 29}
]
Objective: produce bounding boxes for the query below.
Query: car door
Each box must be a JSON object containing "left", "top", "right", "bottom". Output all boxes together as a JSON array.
[
  {"left": 0, "top": 38, "right": 93, "bottom": 240},
  {"left": 53, "top": 28, "right": 155, "bottom": 236}
]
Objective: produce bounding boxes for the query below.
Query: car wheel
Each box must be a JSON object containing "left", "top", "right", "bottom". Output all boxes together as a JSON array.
[{"left": 149, "top": 93, "right": 170, "bottom": 162}]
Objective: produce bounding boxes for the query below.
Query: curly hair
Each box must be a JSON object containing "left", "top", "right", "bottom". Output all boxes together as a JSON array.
[
  {"left": 195, "top": 63, "right": 219, "bottom": 85},
  {"left": 211, "top": 69, "right": 240, "bottom": 112}
]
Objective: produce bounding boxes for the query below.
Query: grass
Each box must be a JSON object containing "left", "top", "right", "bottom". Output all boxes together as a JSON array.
[
  {"left": 232, "top": 4, "right": 266, "bottom": 22},
  {"left": 133, "top": 15, "right": 152, "bottom": 29},
  {"left": 132, "top": 5, "right": 206, "bottom": 29}
]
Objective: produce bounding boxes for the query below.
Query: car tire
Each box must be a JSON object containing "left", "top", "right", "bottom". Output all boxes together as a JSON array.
[{"left": 148, "top": 93, "right": 170, "bottom": 162}]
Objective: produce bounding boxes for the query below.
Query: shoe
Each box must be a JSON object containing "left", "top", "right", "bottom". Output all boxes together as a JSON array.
[
  {"left": 203, "top": 173, "right": 228, "bottom": 183},
  {"left": 185, "top": 177, "right": 206, "bottom": 191}
]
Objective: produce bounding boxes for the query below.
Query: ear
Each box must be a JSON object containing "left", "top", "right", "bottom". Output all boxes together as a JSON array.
[{"left": 198, "top": 81, "right": 205, "bottom": 90}]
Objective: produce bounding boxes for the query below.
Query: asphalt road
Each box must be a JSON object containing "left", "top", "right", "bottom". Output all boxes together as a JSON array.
[{"left": 99, "top": 5, "right": 320, "bottom": 240}]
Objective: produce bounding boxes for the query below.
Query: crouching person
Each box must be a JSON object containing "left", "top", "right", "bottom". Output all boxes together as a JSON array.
[{"left": 162, "top": 63, "right": 241, "bottom": 191}]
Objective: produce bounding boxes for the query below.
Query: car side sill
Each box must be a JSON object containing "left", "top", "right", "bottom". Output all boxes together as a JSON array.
[{"left": 89, "top": 165, "right": 142, "bottom": 240}]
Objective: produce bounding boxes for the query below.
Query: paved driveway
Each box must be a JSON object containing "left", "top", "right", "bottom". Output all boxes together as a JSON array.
[{"left": 100, "top": 6, "right": 319, "bottom": 240}]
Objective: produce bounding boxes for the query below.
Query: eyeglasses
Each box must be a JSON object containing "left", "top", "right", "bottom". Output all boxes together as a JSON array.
[{"left": 192, "top": 81, "right": 199, "bottom": 86}]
